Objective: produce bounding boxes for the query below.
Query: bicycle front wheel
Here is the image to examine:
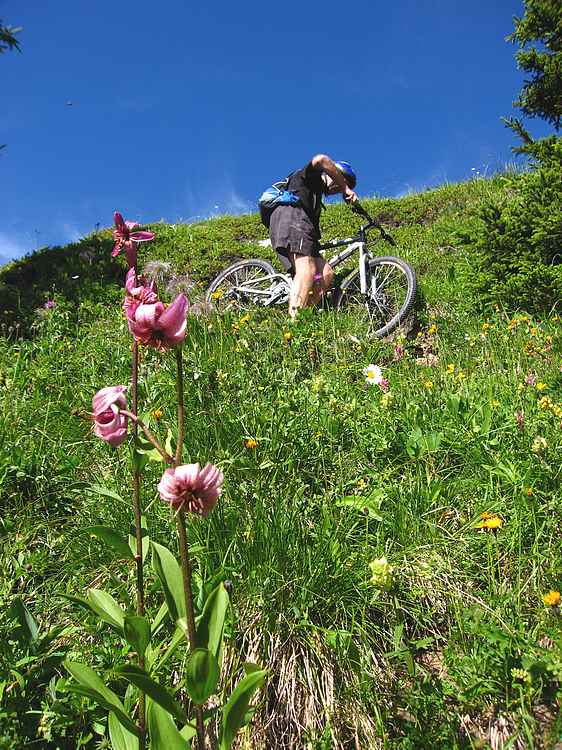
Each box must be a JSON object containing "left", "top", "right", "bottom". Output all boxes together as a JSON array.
[
  {"left": 206, "top": 258, "right": 285, "bottom": 312},
  {"left": 337, "top": 256, "right": 416, "bottom": 337}
]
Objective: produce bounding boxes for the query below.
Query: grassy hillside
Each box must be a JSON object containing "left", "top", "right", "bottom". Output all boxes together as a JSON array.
[{"left": 0, "top": 177, "right": 561, "bottom": 749}]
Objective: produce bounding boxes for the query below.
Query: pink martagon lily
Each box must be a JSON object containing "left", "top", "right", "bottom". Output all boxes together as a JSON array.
[
  {"left": 123, "top": 268, "right": 159, "bottom": 322},
  {"left": 112, "top": 211, "right": 155, "bottom": 267},
  {"left": 92, "top": 385, "right": 129, "bottom": 447},
  {"left": 157, "top": 463, "right": 223, "bottom": 515},
  {"left": 127, "top": 293, "right": 189, "bottom": 351}
]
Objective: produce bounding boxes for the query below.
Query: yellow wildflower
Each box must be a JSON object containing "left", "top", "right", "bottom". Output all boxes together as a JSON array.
[
  {"left": 244, "top": 438, "right": 258, "bottom": 449},
  {"left": 424, "top": 379, "right": 434, "bottom": 390},
  {"left": 239, "top": 313, "right": 251, "bottom": 325},
  {"left": 427, "top": 323, "right": 438, "bottom": 335},
  {"left": 535, "top": 382, "right": 547, "bottom": 391},
  {"left": 477, "top": 514, "right": 504, "bottom": 530},
  {"left": 446, "top": 363, "right": 456, "bottom": 375},
  {"left": 481, "top": 322, "right": 491, "bottom": 332},
  {"left": 543, "top": 590, "right": 561, "bottom": 607},
  {"left": 531, "top": 436, "right": 547, "bottom": 454},
  {"left": 491, "top": 399, "right": 500, "bottom": 407},
  {"left": 380, "top": 393, "right": 394, "bottom": 408},
  {"left": 210, "top": 289, "right": 224, "bottom": 300},
  {"left": 283, "top": 331, "right": 293, "bottom": 342},
  {"left": 526, "top": 487, "right": 533, "bottom": 497},
  {"left": 369, "top": 557, "right": 394, "bottom": 591},
  {"left": 538, "top": 396, "right": 553, "bottom": 410},
  {"left": 152, "top": 409, "right": 163, "bottom": 420}
]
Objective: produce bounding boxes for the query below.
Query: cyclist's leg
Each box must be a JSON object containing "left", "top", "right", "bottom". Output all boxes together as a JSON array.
[
  {"left": 288, "top": 253, "right": 318, "bottom": 318},
  {"left": 309, "top": 256, "right": 334, "bottom": 305}
]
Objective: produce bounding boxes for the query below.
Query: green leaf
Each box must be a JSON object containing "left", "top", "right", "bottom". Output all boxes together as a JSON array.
[
  {"left": 124, "top": 616, "right": 151, "bottom": 657},
  {"left": 116, "top": 665, "right": 186, "bottom": 725},
  {"left": 64, "top": 661, "right": 139, "bottom": 737},
  {"left": 151, "top": 542, "right": 186, "bottom": 626},
  {"left": 128, "top": 517, "right": 150, "bottom": 563},
  {"left": 153, "top": 626, "right": 186, "bottom": 671},
  {"left": 196, "top": 583, "right": 229, "bottom": 660},
  {"left": 132, "top": 447, "right": 149, "bottom": 473},
  {"left": 220, "top": 669, "right": 267, "bottom": 750},
  {"left": 80, "top": 526, "right": 134, "bottom": 560},
  {"left": 185, "top": 648, "right": 219, "bottom": 705},
  {"left": 146, "top": 698, "right": 188, "bottom": 750},
  {"left": 85, "top": 484, "right": 124, "bottom": 503},
  {"left": 8, "top": 597, "right": 39, "bottom": 645},
  {"left": 164, "top": 429, "right": 175, "bottom": 458},
  {"left": 134, "top": 434, "right": 163, "bottom": 463},
  {"left": 108, "top": 711, "right": 139, "bottom": 750},
  {"left": 87, "top": 589, "right": 125, "bottom": 631},
  {"left": 337, "top": 492, "right": 384, "bottom": 521}
]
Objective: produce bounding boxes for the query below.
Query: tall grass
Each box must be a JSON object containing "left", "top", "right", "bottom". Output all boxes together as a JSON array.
[{"left": 0, "top": 177, "right": 560, "bottom": 749}]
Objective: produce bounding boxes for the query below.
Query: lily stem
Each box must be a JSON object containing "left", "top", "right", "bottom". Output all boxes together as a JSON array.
[
  {"left": 131, "top": 338, "right": 146, "bottom": 749},
  {"left": 174, "top": 346, "right": 205, "bottom": 749}
]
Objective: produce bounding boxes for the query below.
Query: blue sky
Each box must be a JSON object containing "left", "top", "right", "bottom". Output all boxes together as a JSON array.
[{"left": 0, "top": 0, "right": 552, "bottom": 264}]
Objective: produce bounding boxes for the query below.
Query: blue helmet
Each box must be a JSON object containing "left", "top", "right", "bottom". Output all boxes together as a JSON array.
[{"left": 334, "top": 160, "right": 357, "bottom": 190}]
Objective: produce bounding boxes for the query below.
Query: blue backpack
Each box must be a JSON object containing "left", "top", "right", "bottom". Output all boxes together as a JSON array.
[{"left": 258, "top": 177, "right": 301, "bottom": 227}]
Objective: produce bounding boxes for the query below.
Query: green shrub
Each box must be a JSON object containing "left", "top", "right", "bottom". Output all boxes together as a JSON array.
[{"left": 460, "top": 138, "right": 562, "bottom": 314}]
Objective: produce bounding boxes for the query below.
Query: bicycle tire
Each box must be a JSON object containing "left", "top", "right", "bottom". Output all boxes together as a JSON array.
[
  {"left": 206, "top": 258, "right": 284, "bottom": 312},
  {"left": 337, "top": 256, "right": 416, "bottom": 337}
]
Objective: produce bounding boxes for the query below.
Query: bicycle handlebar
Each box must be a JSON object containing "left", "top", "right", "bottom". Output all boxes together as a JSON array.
[{"left": 351, "top": 202, "right": 396, "bottom": 246}]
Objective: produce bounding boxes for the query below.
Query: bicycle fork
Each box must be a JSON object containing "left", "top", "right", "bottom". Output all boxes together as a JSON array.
[{"left": 358, "top": 240, "right": 369, "bottom": 295}]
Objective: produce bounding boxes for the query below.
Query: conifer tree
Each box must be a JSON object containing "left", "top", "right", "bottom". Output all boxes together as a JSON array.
[{"left": 504, "top": 0, "right": 562, "bottom": 142}]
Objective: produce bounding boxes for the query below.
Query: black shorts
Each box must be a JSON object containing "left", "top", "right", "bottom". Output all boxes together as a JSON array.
[{"left": 269, "top": 205, "right": 321, "bottom": 272}]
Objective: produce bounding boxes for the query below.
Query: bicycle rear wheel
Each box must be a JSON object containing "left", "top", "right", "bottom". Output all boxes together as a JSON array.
[
  {"left": 206, "top": 259, "right": 286, "bottom": 312},
  {"left": 337, "top": 256, "right": 416, "bottom": 337}
]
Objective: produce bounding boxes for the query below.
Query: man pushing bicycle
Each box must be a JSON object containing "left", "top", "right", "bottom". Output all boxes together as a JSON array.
[{"left": 267, "top": 155, "right": 358, "bottom": 319}]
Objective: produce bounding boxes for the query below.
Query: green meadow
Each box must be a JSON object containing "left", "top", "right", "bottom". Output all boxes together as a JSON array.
[{"left": 0, "top": 176, "right": 560, "bottom": 749}]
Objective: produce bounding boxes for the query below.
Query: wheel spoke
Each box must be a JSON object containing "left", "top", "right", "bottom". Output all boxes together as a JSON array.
[{"left": 338, "top": 258, "right": 414, "bottom": 336}]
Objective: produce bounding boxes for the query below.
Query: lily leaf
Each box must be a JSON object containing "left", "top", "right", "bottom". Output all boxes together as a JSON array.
[
  {"left": 196, "top": 583, "right": 229, "bottom": 661},
  {"left": 146, "top": 698, "right": 188, "bottom": 750},
  {"left": 185, "top": 648, "right": 219, "bottom": 705},
  {"left": 117, "top": 665, "right": 186, "bottom": 725},
  {"left": 87, "top": 589, "right": 125, "bottom": 631},
  {"left": 64, "top": 661, "right": 139, "bottom": 737},
  {"left": 151, "top": 542, "right": 185, "bottom": 626},
  {"left": 220, "top": 669, "right": 267, "bottom": 750},
  {"left": 108, "top": 711, "right": 139, "bottom": 750},
  {"left": 80, "top": 526, "right": 134, "bottom": 560},
  {"left": 123, "top": 616, "right": 151, "bottom": 657}
]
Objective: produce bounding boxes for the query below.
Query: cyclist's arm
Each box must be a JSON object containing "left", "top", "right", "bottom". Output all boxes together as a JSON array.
[{"left": 310, "top": 154, "right": 358, "bottom": 203}]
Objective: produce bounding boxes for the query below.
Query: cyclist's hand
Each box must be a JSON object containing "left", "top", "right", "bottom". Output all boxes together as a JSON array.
[{"left": 343, "top": 186, "right": 358, "bottom": 204}]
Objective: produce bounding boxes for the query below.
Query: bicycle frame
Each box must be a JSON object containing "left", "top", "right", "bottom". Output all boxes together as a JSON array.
[{"left": 211, "top": 207, "right": 396, "bottom": 308}]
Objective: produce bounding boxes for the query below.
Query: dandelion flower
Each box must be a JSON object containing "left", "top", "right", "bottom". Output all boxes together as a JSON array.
[
  {"left": 477, "top": 514, "right": 504, "bottom": 530},
  {"left": 245, "top": 438, "right": 258, "bottom": 449},
  {"left": 543, "top": 591, "right": 561, "bottom": 607}
]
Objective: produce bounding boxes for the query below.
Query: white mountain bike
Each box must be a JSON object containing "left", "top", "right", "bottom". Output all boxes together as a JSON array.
[{"left": 206, "top": 203, "right": 416, "bottom": 337}]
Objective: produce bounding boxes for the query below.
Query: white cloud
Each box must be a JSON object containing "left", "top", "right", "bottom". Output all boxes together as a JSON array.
[
  {"left": 181, "top": 175, "right": 253, "bottom": 223},
  {"left": 0, "top": 232, "right": 31, "bottom": 265}
]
